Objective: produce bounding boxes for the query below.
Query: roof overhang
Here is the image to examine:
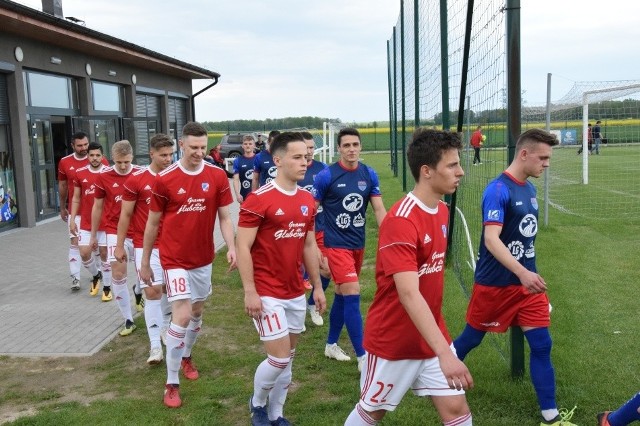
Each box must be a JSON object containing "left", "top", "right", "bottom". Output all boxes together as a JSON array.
[{"left": 0, "top": 1, "right": 220, "bottom": 81}]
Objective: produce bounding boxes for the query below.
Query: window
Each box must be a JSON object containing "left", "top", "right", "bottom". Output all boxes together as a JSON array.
[
  {"left": 92, "top": 81, "right": 123, "bottom": 112},
  {"left": 25, "top": 71, "right": 75, "bottom": 109}
]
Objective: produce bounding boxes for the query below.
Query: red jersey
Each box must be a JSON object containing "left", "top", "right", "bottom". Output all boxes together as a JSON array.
[
  {"left": 364, "top": 193, "right": 451, "bottom": 360},
  {"left": 73, "top": 164, "right": 106, "bottom": 231},
  {"left": 150, "top": 162, "right": 233, "bottom": 270},
  {"left": 123, "top": 167, "right": 163, "bottom": 248},
  {"left": 58, "top": 153, "right": 108, "bottom": 210},
  {"left": 239, "top": 182, "right": 316, "bottom": 299},
  {"left": 94, "top": 165, "right": 142, "bottom": 234}
]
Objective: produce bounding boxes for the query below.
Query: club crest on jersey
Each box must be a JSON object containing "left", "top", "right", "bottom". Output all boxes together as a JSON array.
[
  {"left": 357, "top": 180, "right": 367, "bottom": 191},
  {"left": 531, "top": 197, "right": 538, "bottom": 210},
  {"left": 301, "top": 206, "right": 309, "bottom": 216},
  {"left": 442, "top": 224, "right": 447, "bottom": 238},
  {"left": 201, "top": 182, "right": 209, "bottom": 192},
  {"left": 342, "top": 193, "right": 364, "bottom": 212}
]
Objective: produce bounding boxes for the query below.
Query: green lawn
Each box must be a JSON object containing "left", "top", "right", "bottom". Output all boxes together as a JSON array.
[{"left": 2, "top": 153, "right": 638, "bottom": 425}]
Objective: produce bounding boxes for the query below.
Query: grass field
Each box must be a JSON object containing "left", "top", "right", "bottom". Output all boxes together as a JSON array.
[{"left": 2, "top": 153, "right": 638, "bottom": 425}]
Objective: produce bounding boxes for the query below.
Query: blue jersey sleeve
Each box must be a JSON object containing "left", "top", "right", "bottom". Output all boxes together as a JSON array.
[
  {"left": 367, "top": 166, "right": 382, "bottom": 196},
  {"left": 312, "top": 167, "right": 331, "bottom": 202},
  {"left": 253, "top": 153, "right": 262, "bottom": 172},
  {"left": 481, "top": 180, "right": 510, "bottom": 225},
  {"left": 233, "top": 157, "right": 241, "bottom": 174}
]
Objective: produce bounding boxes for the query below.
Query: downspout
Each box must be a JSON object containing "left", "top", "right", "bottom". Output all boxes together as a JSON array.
[{"left": 190, "top": 75, "right": 220, "bottom": 121}]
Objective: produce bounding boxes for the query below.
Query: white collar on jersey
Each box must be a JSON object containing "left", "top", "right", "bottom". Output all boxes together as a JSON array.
[
  {"left": 407, "top": 191, "right": 439, "bottom": 214},
  {"left": 271, "top": 180, "right": 298, "bottom": 196}
]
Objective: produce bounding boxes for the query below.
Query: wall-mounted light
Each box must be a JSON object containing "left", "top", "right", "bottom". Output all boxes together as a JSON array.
[
  {"left": 14, "top": 47, "right": 24, "bottom": 62},
  {"left": 108, "top": 70, "right": 117, "bottom": 77},
  {"left": 50, "top": 56, "right": 62, "bottom": 65},
  {"left": 85, "top": 63, "right": 92, "bottom": 76},
  {"left": 131, "top": 74, "right": 137, "bottom": 85}
]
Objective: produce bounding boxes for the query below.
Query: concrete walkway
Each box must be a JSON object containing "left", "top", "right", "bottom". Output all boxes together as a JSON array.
[{"left": 0, "top": 199, "right": 239, "bottom": 357}]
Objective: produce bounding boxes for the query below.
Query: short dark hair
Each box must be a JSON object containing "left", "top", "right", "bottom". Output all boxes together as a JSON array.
[
  {"left": 408, "top": 128, "right": 462, "bottom": 181},
  {"left": 268, "top": 130, "right": 281, "bottom": 141},
  {"left": 87, "top": 142, "right": 103, "bottom": 153},
  {"left": 516, "top": 128, "right": 559, "bottom": 152},
  {"left": 337, "top": 128, "right": 360, "bottom": 146},
  {"left": 300, "top": 131, "right": 314, "bottom": 140},
  {"left": 182, "top": 122, "right": 208, "bottom": 138},
  {"left": 150, "top": 133, "right": 174, "bottom": 150},
  {"left": 71, "top": 131, "right": 88, "bottom": 143},
  {"left": 270, "top": 132, "right": 304, "bottom": 156}
]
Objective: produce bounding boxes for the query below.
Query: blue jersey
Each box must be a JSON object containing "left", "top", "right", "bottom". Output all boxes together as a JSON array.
[
  {"left": 474, "top": 172, "right": 539, "bottom": 287},
  {"left": 300, "top": 160, "right": 328, "bottom": 232},
  {"left": 253, "top": 151, "right": 277, "bottom": 187},
  {"left": 299, "top": 160, "right": 328, "bottom": 193},
  {"left": 313, "top": 161, "right": 381, "bottom": 249},
  {"left": 233, "top": 155, "right": 255, "bottom": 199}
]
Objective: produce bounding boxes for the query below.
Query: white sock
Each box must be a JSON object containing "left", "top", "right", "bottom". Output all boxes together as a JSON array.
[
  {"left": 444, "top": 413, "right": 472, "bottom": 426},
  {"left": 268, "top": 350, "right": 294, "bottom": 421},
  {"left": 345, "top": 404, "right": 378, "bottom": 425},
  {"left": 542, "top": 409, "right": 559, "bottom": 422},
  {"left": 69, "top": 246, "right": 81, "bottom": 279},
  {"left": 82, "top": 257, "right": 99, "bottom": 277},
  {"left": 182, "top": 316, "right": 202, "bottom": 358},
  {"left": 112, "top": 277, "right": 132, "bottom": 322},
  {"left": 101, "top": 261, "right": 112, "bottom": 288},
  {"left": 144, "top": 299, "right": 162, "bottom": 349},
  {"left": 253, "top": 355, "right": 290, "bottom": 407},
  {"left": 161, "top": 294, "right": 172, "bottom": 328},
  {"left": 165, "top": 322, "right": 186, "bottom": 384}
]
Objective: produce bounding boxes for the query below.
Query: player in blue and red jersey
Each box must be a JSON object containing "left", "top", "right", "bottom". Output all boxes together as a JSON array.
[
  {"left": 237, "top": 131, "right": 326, "bottom": 425},
  {"left": 252, "top": 130, "right": 280, "bottom": 190},
  {"left": 232, "top": 134, "right": 256, "bottom": 203},
  {"left": 297, "top": 131, "right": 329, "bottom": 312},
  {"left": 312, "top": 128, "right": 386, "bottom": 372},
  {"left": 453, "top": 129, "right": 577, "bottom": 426},
  {"left": 345, "top": 128, "right": 472, "bottom": 426}
]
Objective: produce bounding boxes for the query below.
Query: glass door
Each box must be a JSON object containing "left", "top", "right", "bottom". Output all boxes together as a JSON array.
[
  {"left": 72, "top": 116, "right": 121, "bottom": 163},
  {"left": 123, "top": 117, "right": 159, "bottom": 165},
  {"left": 29, "top": 117, "right": 58, "bottom": 220}
]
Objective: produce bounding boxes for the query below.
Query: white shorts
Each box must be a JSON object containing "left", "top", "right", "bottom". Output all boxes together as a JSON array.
[
  {"left": 134, "top": 247, "right": 164, "bottom": 288},
  {"left": 358, "top": 344, "right": 465, "bottom": 412},
  {"left": 253, "top": 295, "right": 306, "bottom": 341},
  {"left": 78, "top": 229, "right": 106, "bottom": 247},
  {"left": 68, "top": 216, "right": 81, "bottom": 239},
  {"left": 164, "top": 264, "right": 212, "bottom": 303},
  {"left": 106, "top": 233, "right": 134, "bottom": 263}
]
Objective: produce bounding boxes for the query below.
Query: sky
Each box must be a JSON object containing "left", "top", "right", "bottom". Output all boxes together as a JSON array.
[{"left": 13, "top": 0, "right": 640, "bottom": 123}]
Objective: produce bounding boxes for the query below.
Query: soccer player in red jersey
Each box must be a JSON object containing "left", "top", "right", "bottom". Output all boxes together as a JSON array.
[
  {"left": 57, "top": 132, "right": 107, "bottom": 290},
  {"left": 114, "top": 134, "right": 174, "bottom": 365},
  {"left": 90, "top": 140, "right": 142, "bottom": 335},
  {"left": 237, "top": 132, "right": 327, "bottom": 426},
  {"left": 69, "top": 142, "right": 108, "bottom": 297},
  {"left": 345, "top": 129, "right": 473, "bottom": 426},
  {"left": 139, "top": 122, "right": 237, "bottom": 409}
]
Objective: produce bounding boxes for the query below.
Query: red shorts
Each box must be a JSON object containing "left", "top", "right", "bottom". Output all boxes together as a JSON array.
[
  {"left": 466, "top": 284, "right": 550, "bottom": 332},
  {"left": 315, "top": 231, "right": 363, "bottom": 285}
]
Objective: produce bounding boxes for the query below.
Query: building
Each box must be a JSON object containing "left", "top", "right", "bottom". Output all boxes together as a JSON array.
[{"left": 0, "top": 0, "right": 220, "bottom": 231}]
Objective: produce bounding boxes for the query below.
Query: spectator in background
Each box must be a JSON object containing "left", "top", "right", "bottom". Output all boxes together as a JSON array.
[
  {"left": 470, "top": 125, "right": 483, "bottom": 165},
  {"left": 577, "top": 123, "right": 592, "bottom": 155},
  {"left": 592, "top": 120, "right": 603, "bottom": 155},
  {"left": 206, "top": 144, "right": 233, "bottom": 178}
]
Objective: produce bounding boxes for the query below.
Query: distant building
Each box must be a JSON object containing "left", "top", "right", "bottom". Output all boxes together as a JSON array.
[{"left": 0, "top": 0, "right": 220, "bottom": 231}]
